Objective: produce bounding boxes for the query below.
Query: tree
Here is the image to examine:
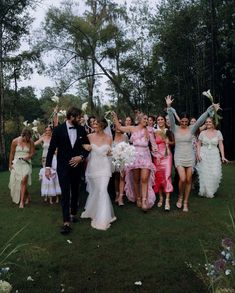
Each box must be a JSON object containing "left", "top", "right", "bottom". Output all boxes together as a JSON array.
[
  {"left": 39, "top": 0, "right": 130, "bottom": 113},
  {"left": 0, "top": 0, "right": 37, "bottom": 168}
]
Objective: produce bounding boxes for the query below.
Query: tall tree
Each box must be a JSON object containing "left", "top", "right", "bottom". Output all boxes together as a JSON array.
[
  {"left": 40, "top": 0, "right": 129, "bottom": 113},
  {"left": 0, "top": 0, "right": 37, "bottom": 168}
]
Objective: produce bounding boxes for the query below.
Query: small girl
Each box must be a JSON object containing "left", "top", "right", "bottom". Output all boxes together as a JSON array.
[{"left": 39, "top": 155, "right": 61, "bottom": 204}]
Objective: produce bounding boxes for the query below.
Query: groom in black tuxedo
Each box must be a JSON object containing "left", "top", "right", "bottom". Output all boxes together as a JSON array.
[{"left": 45, "top": 107, "right": 89, "bottom": 234}]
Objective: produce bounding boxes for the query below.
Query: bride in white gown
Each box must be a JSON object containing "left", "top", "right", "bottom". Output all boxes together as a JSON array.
[{"left": 81, "top": 117, "right": 116, "bottom": 230}]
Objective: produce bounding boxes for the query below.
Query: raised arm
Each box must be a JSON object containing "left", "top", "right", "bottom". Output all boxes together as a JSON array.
[
  {"left": 165, "top": 95, "right": 176, "bottom": 133},
  {"left": 191, "top": 104, "right": 219, "bottom": 135},
  {"left": 34, "top": 136, "right": 43, "bottom": 146},
  {"left": 112, "top": 112, "right": 135, "bottom": 133}
]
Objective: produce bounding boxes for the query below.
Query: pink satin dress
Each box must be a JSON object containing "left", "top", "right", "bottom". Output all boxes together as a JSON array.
[
  {"left": 153, "top": 135, "right": 173, "bottom": 194},
  {"left": 125, "top": 129, "right": 156, "bottom": 208}
]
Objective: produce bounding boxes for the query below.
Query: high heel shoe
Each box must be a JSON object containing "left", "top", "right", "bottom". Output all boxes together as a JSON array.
[
  {"left": 183, "top": 202, "right": 189, "bottom": 212},
  {"left": 176, "top": 196, "right": 183, "bottom": 209},
  {"left": 19, "top": 202, "right": 24, "bottom": 209},
  {"left": 165, "top": 199, "right": 170, "bottom": 211},
  {"left": 157, "top": 198, "right": 163, "bottom": 208},
  {"left": 118, "top": 195, "right": 124, "bottom": 206},
  {"left": 25, "top": 196, "right": 31, "bottom": 205},
  {"left": 136, "top": 197, "right": 142, "bottom": 208},
  {"left": 141, "top": 197, "right": 148, "bottom": 212}
]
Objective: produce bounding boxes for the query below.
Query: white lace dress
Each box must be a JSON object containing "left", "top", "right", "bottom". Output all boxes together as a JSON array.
[
  {"left": 197, "top": 130, "right": 223, "bottom": 198},
  {"left": 81, "top": 144, "right": 116, "bottom": 230}
]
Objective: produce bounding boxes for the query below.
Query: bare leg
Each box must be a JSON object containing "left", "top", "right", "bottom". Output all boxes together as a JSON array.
[
  {"left": 183, "top": 167, "right": 193, "bottom": 212},
  {"left": 114, "top": 172, "right": 120, "bottom": 202},
  {"left": 157, "top": 190, "right": 163, "bottom": 207},
  {"left": 165, "top": 192, "right": 170, "bottom": 211},
  {"left": 25, "top": 190, "right": 30, "bottom": 204},
  {"left": 176, "top": 166, "right": 186, "bottom": 208},
  {"left": 132, "top": 169, "right": 141, "bottom": 207},
  {"left": 19, "top": 175, "right": 28, "bottom": 208},
  {"left": 118, "top": 172, "right": 125, "bottom": 206},
  {"left": 140, "top": 168, "right": 150, "bottom": 211}
]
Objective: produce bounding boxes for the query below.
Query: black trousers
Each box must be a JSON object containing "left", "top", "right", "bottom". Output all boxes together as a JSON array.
[{"left": 58, "top": 166, "right": 82, "bottom": 223}]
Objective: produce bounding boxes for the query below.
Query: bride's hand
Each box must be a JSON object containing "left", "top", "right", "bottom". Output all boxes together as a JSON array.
[
  {"left": 106, "top": 149, "right": 112, "bottom": 156},
  {"left": 83, "top": 144, "right": 92, "bottom": 151}
]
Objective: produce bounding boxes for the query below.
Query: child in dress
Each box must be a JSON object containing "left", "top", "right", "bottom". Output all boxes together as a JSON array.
[{"left": 39, "top": 155, "right": 61, "bottom": 204}]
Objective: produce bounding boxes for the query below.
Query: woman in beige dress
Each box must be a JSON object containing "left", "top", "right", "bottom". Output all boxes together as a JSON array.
[{"left": 9, "top": 128, "right": 35, "bottom": 208}]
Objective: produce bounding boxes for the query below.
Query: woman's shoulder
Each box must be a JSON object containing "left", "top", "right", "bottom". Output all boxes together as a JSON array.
[
  {"left": 104, "top": 133, "right": 112, "bottom": 145},
  {"left": 13, "top": 136, "right": 21, "bottom": 144}
]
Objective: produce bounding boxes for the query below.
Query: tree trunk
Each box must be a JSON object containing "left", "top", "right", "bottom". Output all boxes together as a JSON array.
[{"left": 0, "top": 27, "right": 7, "bottom": 169}]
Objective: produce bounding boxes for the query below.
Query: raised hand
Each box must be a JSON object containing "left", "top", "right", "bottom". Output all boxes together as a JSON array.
[
  {"left": 111, "top": 111, "right": 118, "bottom": 122},
  {"left": 212, "top": 103, "right": 221, "bottom": 112},
  {"left": 165, "top": 95, "right": 174, "bottom": 107}
]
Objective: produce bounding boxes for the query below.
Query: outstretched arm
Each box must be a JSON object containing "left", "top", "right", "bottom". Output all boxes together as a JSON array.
[
  {"left": 165, "top": 95, "right": 176, "bottom": 133},
  {"left": 191, "top": 104, "right": 220, "bottom": 135},
  {"left": 112, "top": 112, "right": 134, "bottom": 133}
]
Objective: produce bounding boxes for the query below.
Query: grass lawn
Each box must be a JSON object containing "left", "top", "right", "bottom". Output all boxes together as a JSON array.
[{"left": 0, "top": 164, "right": 235, "bottom": 293}]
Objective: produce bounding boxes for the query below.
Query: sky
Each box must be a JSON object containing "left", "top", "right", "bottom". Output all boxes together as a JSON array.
[{"left": 19, "top": 0, "right": 157, "bottom": 100}]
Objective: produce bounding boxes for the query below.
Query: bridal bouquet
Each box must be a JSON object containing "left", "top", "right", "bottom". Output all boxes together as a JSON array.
[
  {"left": 112, "top": 142, "right": 136, "bottom": 172},
  {"left": 202, "top": 89, "right": 222, "bottom": 126}
]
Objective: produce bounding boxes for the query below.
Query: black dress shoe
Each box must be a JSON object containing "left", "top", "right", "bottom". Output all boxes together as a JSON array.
[
  {"left": 60, "top": 225, "right": 72, "bottom": 235},
  {"left": 70, "top": 216, "right": 79, "bottom": 223}
]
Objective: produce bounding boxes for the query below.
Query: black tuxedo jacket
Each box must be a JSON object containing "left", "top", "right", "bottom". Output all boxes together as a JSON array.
[{"left": 45, "top": 122, "right": 89, "bottom": 175}]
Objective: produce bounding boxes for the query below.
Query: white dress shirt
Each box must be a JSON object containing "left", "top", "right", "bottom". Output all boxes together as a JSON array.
[{"left": 66, "top": 121, "right": 77, "bottom": 148}]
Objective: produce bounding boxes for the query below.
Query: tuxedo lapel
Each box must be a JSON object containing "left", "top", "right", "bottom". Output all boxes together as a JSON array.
[{"left": 62, "top": 122, "right": 73, "bottom": 149}]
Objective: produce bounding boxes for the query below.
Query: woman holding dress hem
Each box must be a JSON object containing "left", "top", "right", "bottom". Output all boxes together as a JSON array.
[{"left": 9, "top": 128, "right": 35, "bottom": 208}]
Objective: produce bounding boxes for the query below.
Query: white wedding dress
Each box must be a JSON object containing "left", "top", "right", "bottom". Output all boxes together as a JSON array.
[
  {"left": 81, "top": 144, "right": 116, "bottom": 230},
  {"left": 197, "top": 130, "right": 223, "bottom": 198}
]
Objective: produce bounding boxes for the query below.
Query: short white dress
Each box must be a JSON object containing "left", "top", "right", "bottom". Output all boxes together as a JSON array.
[{"left": 39, "top": 155, "right": 61, "bottom": 197}]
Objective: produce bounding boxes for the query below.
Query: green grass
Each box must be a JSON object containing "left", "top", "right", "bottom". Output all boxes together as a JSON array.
[{"left": 0, "top": 165, "right": 235, "bottom": 292}]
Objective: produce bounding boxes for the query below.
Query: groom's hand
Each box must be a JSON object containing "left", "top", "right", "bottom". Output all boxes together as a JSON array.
[{"left": 69, "top": 156, "right": 83, "bottom": 167}]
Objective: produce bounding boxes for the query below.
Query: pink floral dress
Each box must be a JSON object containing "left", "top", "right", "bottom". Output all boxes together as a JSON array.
[{"left": 124, "top": 129, "right": 156, "bottom": 208}]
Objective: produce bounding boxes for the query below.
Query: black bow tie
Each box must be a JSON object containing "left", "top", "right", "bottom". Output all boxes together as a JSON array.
[{"left": 69, "top": 126, "right": 76, "bottom": 129}]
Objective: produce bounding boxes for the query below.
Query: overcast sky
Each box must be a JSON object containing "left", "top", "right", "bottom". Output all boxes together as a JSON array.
[{"left": 19, "top": 0, "right": 157, "bottom": 100}]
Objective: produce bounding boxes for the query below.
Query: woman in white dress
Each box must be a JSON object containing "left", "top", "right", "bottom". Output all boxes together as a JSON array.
[
  {"left": 81, "top": 117, "right": 116, "bottom": 230},
  {"left": 34, "top": 126, "right": 53, "bottom": 167},
  {"left": 197, "top": 117, "right": 228, "bottom": 198}
]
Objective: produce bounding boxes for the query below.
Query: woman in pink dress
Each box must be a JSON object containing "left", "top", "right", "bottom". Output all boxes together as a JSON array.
[
  {"left": 153, "top": 115, "right": 174, "bottom": 211},
  {"left": 112, "top": 112, "right": 156, "bottom": 211}
]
